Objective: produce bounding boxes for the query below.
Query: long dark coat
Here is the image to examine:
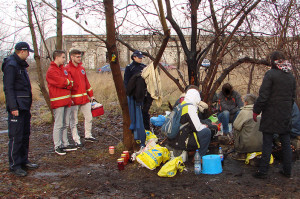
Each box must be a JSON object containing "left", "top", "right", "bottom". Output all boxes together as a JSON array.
[{"left": 253, "top": 68, "right": 296, "bottom": 134}]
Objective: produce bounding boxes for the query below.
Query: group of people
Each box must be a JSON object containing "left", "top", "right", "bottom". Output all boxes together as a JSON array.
[
  {"left": 154, "top": 51, "right": 297, "bottom": 180},
  {"left": 46, "top": 49, "right": 97, "bottom": 156},
  {"left": 2, "top": 42, "right": 298, "bottom": 179},
  {"left": 2, "top": 42, "right": 97, "bottom": 176}
]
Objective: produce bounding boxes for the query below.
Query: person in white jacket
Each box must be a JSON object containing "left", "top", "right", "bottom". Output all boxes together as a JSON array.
[{"left": 168, "top": 88, "right": 211, "bottom": 156}]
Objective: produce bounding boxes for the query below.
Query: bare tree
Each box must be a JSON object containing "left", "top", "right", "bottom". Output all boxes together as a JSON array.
[
  {"left": 56, "top": 0, "right": 63, "bottom": 50},
  {"left": 103, "top": 0, "right": 134, "bottom": 150},
  {"left": 27, "top": 0, "right": 52, "bottom": 117}
]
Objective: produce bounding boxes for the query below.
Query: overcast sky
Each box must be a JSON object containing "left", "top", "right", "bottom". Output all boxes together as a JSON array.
[{"left": 0, "top": 0, "right": 298, "bottom": 54}]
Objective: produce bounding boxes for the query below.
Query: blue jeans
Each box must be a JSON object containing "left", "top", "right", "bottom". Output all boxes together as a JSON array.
[
  {"left": 196, "top": 128, "right": 211, "bottom": 156},
  {"left": 217, "top": 110, "right": 239, "bottom": 134}
]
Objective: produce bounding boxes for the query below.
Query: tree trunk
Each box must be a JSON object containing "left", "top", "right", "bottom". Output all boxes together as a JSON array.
[
  {"left": 103, "top": 0, "right": 134, "bottom": 151},
  {"left": 56, "top": 0, "right": 63, "bottom": 50},
  {"left": 27, "top": 0, "right": 53, "bottom": 119}
]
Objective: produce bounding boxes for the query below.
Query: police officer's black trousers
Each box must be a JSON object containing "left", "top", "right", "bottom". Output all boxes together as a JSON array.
[
  {"left": 142, "top": 93, "right": 153, "bottom": 131},
  {"left": 8, "top": 110, "right": 31, "bottom": 170}
]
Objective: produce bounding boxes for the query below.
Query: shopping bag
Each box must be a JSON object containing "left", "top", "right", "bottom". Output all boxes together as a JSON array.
[
  {"left": 150, "top": 115, "right": 165, "bottom": 127},
  {"left": 136, "top": 144, "right": 170, "bottom": 170},
  {"left": 245, "top": 152, "right": 274, "bottom": 165},
  {"left": 158, "top": 156, "right": 185, "bottom": 177},
  {"left": 145, "top": 130, "right": 158, "bottom": 144},
  {"left": 208, "top": 114, "right": 218, "bottom": 123}
]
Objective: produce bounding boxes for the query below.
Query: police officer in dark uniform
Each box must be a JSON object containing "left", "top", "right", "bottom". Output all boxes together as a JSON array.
[
  {"left": 124, "top": 50, "right": 153, "bottom": 131},
  {"left": 2, "top": 42, "right": 38, "bottom": 177}
]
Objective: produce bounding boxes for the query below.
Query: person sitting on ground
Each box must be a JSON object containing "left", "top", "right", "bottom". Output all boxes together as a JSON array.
[
  {"left": 232, "top": 94, "right": 263, "bottom": 160},
  {"left": 173, "top": 85, "right": 217, "bottom": 138},
  {"left": 217, "top": 83, "right": 244, "bottom": 137},
  {"left": 167, "top": 88, "right": 211, "bottom": 157}
]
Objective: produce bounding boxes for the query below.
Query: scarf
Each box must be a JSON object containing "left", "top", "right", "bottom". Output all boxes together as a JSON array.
[{"left": 274, "top": 60, "right": 292, "bottom": 73}]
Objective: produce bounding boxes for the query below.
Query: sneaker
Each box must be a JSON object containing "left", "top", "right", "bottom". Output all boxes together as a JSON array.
[
  {"left": 214, "top": 131, "right": 223, "bottom": 137},
  {"left": 62, "top": 144, "right": 78, "bottom": 152},
  {"left": 11, "top": 168, "right": 27, "bottom": 177},
  {"left": 253, "top": 171, "right": 267, "bottom": 179},
  {"left": 23, "top": 162, "right": 39, "bottom": 170},
  {"left": 75, "top": 143, "right": 84, "bottom": 148},
  {"left": 85, "top": 137, "right": 98, "bottom": 142},
  {"left": 55, "top": 147, "right": 67, "bottom": 155}
]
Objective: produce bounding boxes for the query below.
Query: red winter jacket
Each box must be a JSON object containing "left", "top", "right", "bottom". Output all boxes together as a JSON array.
[
  {"left": 46, "top": 62, "right": 74, "bottom": 109},
  {"left": 65, "top": 61, "right": 93, "bottom": 105}
]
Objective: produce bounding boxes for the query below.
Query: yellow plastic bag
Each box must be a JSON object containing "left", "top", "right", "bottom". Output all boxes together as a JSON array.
[
  {"left": 245, "top": 152, "right": 274, "bottom": 165},
  {"left": 158, "top": 156, "right": 185, "bottom": 177},
  {"left": 136, "top": 144, "right": 170, "bottom": 170},
  {"left": 145, "top": 130, "right": 158, "bottom": 144}
]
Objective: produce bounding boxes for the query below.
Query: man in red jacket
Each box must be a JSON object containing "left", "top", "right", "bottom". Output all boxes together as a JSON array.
[
  {"left": 66, "top": 49, "right": 96, "bottom": 147},
  {"left": 46, "top": 50, "right": 77, "bottom": 155}
]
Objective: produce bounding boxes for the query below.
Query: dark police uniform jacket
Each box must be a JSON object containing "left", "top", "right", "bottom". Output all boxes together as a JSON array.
[{"left": 2, "top": 53, "right": 32, "bottom": 112}]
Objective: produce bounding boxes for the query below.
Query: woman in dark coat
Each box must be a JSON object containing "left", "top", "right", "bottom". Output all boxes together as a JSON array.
[{"left": 253, "top": 51, "right": 296, "bottom": 179}]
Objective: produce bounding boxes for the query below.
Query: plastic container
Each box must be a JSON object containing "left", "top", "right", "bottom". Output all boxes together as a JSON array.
[
  {"left": 194, "top": 149, "right": 201, "bottom": 175},
  {"left": 201, "top": 155, "right": 222, "bottom": 174},
  {"left": 109, "top": 146, "right": 115, "bottom": 154},
  {"left": 91, "top": 102, "right": 104, "bottom": 117}
]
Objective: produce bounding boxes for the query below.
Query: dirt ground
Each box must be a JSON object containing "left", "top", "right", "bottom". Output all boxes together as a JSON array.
[{"left": 0, "top": 102, "right": 299, "bottom": 199}]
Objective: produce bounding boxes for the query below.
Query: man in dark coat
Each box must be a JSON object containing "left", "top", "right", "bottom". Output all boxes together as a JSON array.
[
  {"left": 124, "top": 51, "right": 153, "bottom": 145},
  {"left": 2, "top": 42, "right": 38, "bottom": 177},
  {"left": 253, "top": 51, "right": 296, "bottom": 179}
]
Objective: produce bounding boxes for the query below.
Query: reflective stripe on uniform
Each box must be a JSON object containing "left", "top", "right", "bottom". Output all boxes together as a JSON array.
[
  {"left": 50, "top": 94, "right": 71, "bottom": 101},
  {"left": 193, "top": 132, "right": 200, "bottom": 148},
  {"left": 86, "top": 87, "right": 92, "bottom": 92},
  {"left": 71, "top": 93, "right": 88, "bottom": 98}
]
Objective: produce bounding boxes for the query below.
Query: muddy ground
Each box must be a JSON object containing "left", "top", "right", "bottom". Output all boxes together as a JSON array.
[{"left": 0, "top": 102, "right": 299, "bottom": 199}]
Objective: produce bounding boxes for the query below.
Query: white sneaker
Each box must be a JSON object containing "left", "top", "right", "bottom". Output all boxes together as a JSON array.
[{"left": 214, "top": 131, "right": 223, "bottom": 137}]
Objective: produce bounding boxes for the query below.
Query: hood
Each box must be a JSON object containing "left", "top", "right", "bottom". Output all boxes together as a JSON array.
[
  {"left": 2, "top": 53, "right": 29, "bottom": 72},
  {"left": 1, "top": 57, "right": 8, "bottom": 72},
  {"left": 184, "top": 89, "right": 201, "bottom": 106}
]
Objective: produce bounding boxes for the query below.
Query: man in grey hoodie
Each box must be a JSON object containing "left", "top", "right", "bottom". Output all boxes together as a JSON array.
[{"left": 217, "top": 83, "right": 244, "bottom": 136}]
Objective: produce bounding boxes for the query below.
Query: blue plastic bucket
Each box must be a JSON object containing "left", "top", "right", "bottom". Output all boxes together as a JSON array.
[{"left": 201, "top": 154, "right": 222, "bottom": 174}]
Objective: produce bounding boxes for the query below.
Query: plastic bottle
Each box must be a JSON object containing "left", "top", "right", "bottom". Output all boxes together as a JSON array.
[
  {"left": 194, "top": 149, "right": 201, "bottom": 175},
  {"left": 218, "top": 147, "right": 224, "bottom": 166}
]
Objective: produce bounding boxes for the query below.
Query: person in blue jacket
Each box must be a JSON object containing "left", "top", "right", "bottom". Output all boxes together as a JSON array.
[
  {"left": 291, "top": 102, "right": 300, "bottom": 138},
  {"left": 2, "top": 42, "right": 38, "bottom": 177}
]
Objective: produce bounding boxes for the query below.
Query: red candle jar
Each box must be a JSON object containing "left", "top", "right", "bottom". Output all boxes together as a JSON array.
[
  {"left": 109, "top": 146, "right": 115, "bottom": 154},
  {"left": 123, "top": 151, "right": 130, "bottom": 161},
  {"left": 121, "top": 154, "right": 128, "bottom": 165},
  {"left": 117, "top": 158, "right": 124, "bottom": 170}
]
